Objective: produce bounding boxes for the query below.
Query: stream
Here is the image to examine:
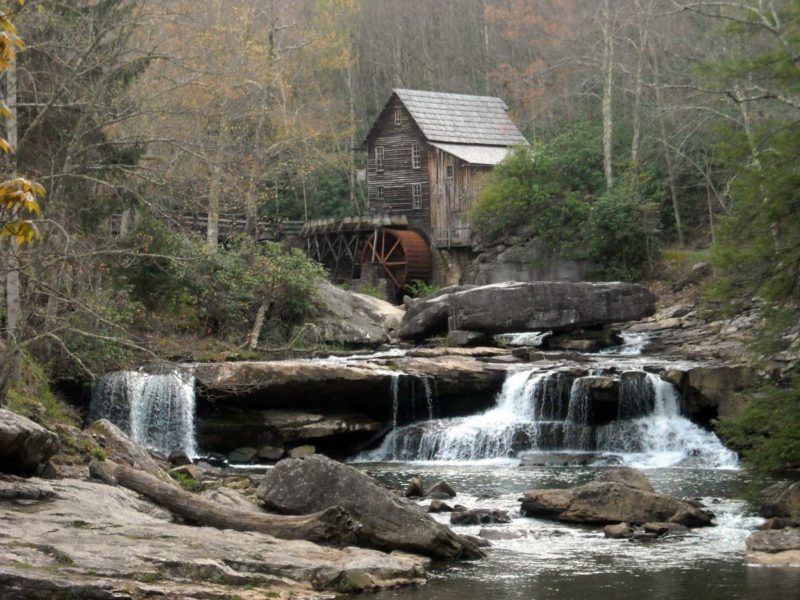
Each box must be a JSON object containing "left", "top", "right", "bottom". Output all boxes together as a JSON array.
[{"left": 361, "top": 462, "right": 799, "bottom": 600}]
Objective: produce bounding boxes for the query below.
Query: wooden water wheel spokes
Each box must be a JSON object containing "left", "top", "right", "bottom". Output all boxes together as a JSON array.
[{"left": 361, "top": 228, "right": 432, "bottom": 292}]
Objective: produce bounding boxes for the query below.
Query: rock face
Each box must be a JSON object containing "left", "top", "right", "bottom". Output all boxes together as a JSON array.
[
  {"left": 746, "top": 528, "right": 800, "bottom": 567},
  {"left": 519, "top": 469, "right": 714, "bottom": 526},
  {"left": 0, "top": 409, "right": 61, "bottom": 475},
  {"left": 399, "top": 282, "right": 657, "bottom": 341},
  {"left": 297, "top": 280, "right": 404, "bottom": 346},
  {"left": 0, "top": 477, "right": 428, "bottom": 598},
  {"left": 256, "top": 455, "right": 482, "bottom": 560}
]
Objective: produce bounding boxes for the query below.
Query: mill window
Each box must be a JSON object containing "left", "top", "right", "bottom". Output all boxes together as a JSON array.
[
  {"left": 411, "top": 144, "right": 421, "bottom": 169},
  {"left": 395, "top": 109, "right": 401, "bottom": 126},
  {"left": 375, "top": 146, "right": 384, "bottom": 172},
  {"left": 412, "top": 183, "right": 422, "bottom": 209},
  {"left": 377, "top": 186, "right": 385, "bottom": 202},
  {"left": 445, "top": 164, "right": 454, "bottom": 178}
]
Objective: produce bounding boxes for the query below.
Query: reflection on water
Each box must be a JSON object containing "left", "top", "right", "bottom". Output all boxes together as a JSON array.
[{"left": 360, "top": 463, "right": 799, "bottom": 600}]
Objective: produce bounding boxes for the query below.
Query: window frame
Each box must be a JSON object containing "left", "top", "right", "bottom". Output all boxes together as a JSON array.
[
  {"left": 445, "top": 164, "right": 454, "bottom": 178},
  {"left": 411, "top": 144, "right": 421, "bottom": 170},
  {"left": 377, "top": 186, "right": 385, "bottom": 202},
  {"left": 375, "top": 146, "right": 384, "bottom": 172},
  {"left": 412, "top": 183, "right": 422, "bottom": 209},
  {"left": 395, "top": 109, "right": 401, "bottom": 126}
]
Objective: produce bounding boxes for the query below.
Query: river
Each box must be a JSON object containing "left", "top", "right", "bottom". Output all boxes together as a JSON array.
[{"left": 362, "top": 462, "right": 799, "bottom": 600}]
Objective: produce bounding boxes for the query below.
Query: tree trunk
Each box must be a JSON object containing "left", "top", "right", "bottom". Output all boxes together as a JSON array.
[
  {"left": 652, "top": 51, "right": 685, "bottom": 247},
  {"left": 207, "top": 114, "right": 228, "bottom": 252},
  {"left": 246, "top": 300, "right": 269, "bottom": 351},
  {"left": 601, "top": 0, "right": 615, "bottom": 190},
  {"left": 112, "top": 464, "right": 357, "bottom": 547}
]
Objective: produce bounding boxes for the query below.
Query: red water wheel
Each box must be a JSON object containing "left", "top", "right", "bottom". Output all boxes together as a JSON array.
[{"left": 361, "top": 228, "right": 432, "bottom": 292}]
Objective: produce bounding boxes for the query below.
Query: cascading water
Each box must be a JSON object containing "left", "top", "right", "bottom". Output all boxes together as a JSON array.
[
  {"left": 596, "top": 373, "right": 739, "bottom": 468},
  {"left": 385, "top": 371, "right": 439, "bottom": 459},
  {"left": 89, "top": 370, "right": 198, "bottom": 457},
  {"left": 361, "top": 367, "right": 738, "bottom": 468}
]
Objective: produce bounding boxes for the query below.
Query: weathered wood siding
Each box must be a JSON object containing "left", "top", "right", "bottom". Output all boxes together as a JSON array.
[
  {"left": 366, "top": 96, "right": 430, "bottom": 234},
  {"left": 429, "top": 147, "right": 489, "bottom": 247}
]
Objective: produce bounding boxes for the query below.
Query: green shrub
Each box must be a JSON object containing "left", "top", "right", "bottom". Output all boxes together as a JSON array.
[
  {"left": 718, "top": 377, "right": 800, "bottom": 473},
  {"left": 91, "top": 447, "right": 107, "bottom": 462},
  {"left": 469, "top": 124, "right": 660, "bottom": 281}
]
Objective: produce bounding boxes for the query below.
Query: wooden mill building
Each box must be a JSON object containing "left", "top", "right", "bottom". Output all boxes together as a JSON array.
[
  {"left": 301, "top": 89, "right": 526, "bottom": 295},
  {"left": 364, "top": 88, "right": 527, "bottom": 248}
]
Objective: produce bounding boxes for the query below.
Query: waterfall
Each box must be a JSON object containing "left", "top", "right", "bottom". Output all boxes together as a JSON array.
[
  {"left": 596, "top": 373, "right": 738, "bottom": 469},
  {"left": 360, "top": 368, "right": 738, "bottom": 468},
  {"left": 90, "top": 370, "right": 198, "bottom": 457}
]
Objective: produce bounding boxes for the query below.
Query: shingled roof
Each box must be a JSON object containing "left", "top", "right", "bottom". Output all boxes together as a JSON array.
[{"left": 367, "top": 89, "right": 527, "bottom": 147}]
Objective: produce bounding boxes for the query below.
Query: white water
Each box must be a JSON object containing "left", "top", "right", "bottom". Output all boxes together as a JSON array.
[
  {"left": 360, "top": 368, "right": 738, "bottom": 469},
  {"left": 596, "top": 374, "right": 739, "bottom": 469},
  {"left": 90, "top": 370, "right": 198, "bottom": 457}
]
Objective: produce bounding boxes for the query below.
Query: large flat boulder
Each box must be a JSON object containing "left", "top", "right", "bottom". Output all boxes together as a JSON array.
[
  {"left": 519, "top": 469, "right": 714, "bottom": 526},
  {"left": 256, "top": 454, "right": 483, "bottom": 560},
  {"left": 399, "top": 282, "right": 657, "bottom": 340},
  {"left": 0, "top": 477, "right": 428, "bottom": 598},
  {"left": 0, "top": 409, "right": 61, "bottom": 475}
]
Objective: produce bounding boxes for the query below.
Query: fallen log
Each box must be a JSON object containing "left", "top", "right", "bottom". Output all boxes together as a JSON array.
[{"left": 112, "top": 464, "right": 358, "bottom": 546}]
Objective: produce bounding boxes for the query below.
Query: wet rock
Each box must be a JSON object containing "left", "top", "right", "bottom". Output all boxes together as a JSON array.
[
  {"left": 630, "top": 532, "right": 659, "bottom": 542},
  {"left": 425, "top": 480, "right": 456, "bottom": 499},
  {"left": 479, "top": 528, "right": 528, "bottom": 541},
  {"left": 759, "top": 517, "right": 800, "bottom": 530},
  {"left": 85, "top": 420, "right": 171, "bottom": 483},
  {"left": 450, "top": 509, "right": 511, "bottom": 526},
  {"left": 463, "top": 534, "right": 492, "bottom": 548},
  {"left": 404, "top": 477, "right": 426, "bottom": 498},
  {"left": 746, "top": 528, "right": 800, "bottom": 566},
  {"left": 400, "top": 281, "right": 657, "bottom": 340},
  {"left": 227, "top": 447, "right": 257, "bottom": 464},
  {"left": 520, "top": 470, "right": 714, "bottom": 527},
  {"left": 544, "top": 327, "right": 622, "bottom": 352},
  {"left": 0, "top": 476, "right": 429, "bottom": 597},
  {"left": 428, "top": 499, "right": 454, "bottom": 513},
  {"left": 669, "top": 507, "right": 714, "bottom": 527},
  {"left": 256, "top": 455, "right": 483, "bottom": 559},
  {"left": 287, "top": 445, "right": 315, "bottom": 459},
  {"left": 257, "top": 444, "right": 284, "bottom": 461},
  {"left": 595, "top": 468, "right": 655, "bottom": 493},
  {"left": 519, "top": 451, "right": 604, "bottom": 467},
  {"left": 168, "top": 449, "right": 192, "bottom": 467},
  {"left": 760, "top": 481, "right": 800, "bottom": 520},
  {"left": 0, "top": 478, "right": 57, "bottom": 502},
  {"left": 447, "top": 330, "right": 490, "bottom": 347},
  {"left": 604, "top": 523, "right": 634, "bottom": 539},
  {"left": 643, "top": 522, "right": 690, "bottom": 536},
  {"left": 0, "top": 409, "right": 61, "bottom": 475}
]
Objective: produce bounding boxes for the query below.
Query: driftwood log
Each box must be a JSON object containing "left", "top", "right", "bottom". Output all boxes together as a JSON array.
[{"left": 112, "top": 464, "right": 358, "bottom": 546}]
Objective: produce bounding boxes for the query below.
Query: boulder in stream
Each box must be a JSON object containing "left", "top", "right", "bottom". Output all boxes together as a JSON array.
[
  {"left": 746, "top": 528, "right": 800, "bottom": 567},
  {"left": 519, "top": 468, "right": 714, "bottom": 527},
  {"left": 256, "top": 455, "right": 483, "bottom": 560}
]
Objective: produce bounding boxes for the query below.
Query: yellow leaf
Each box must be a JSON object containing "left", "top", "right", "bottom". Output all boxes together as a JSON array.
[{"left": 0, "top": 138, "right": 11, "bottom": 154}]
